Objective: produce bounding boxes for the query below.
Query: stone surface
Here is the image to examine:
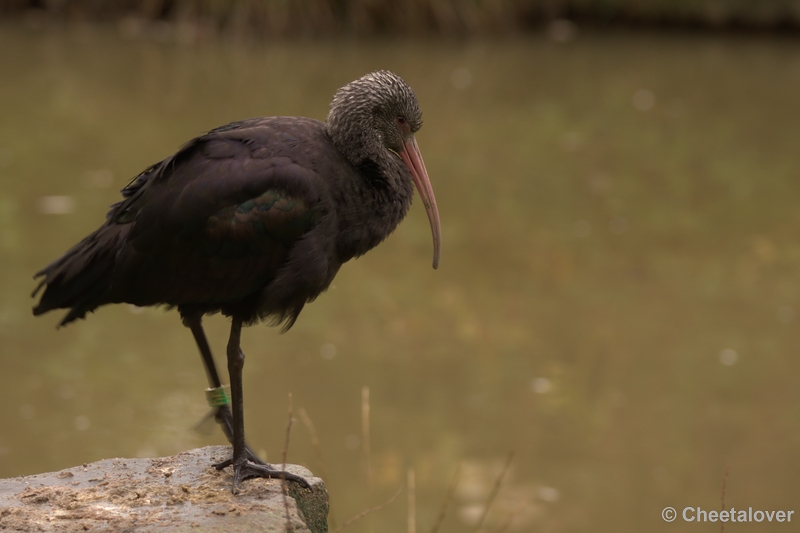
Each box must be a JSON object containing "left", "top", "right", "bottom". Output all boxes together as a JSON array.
[{"left": 0, "top": 446, "right": 328, "bottom": 532}]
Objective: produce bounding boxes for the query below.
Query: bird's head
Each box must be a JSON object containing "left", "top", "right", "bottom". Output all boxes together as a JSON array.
[{"left": 327, "top": 70, "right": 441, "bottom": 269}]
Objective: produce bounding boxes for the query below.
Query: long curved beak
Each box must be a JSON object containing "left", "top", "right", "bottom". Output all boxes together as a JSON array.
[{"left": 399, "top": 136, "right": 441, "bottom": 269}]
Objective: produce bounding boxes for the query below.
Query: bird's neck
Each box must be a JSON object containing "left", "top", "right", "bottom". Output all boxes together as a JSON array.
[{"left": 334, "top": 153, "right": 415, "bottom": 263}]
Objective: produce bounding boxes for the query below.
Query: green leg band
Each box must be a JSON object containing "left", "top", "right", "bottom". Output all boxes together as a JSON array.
[{"left": 205, "top": 385, "right": 231, "bottom": 408}]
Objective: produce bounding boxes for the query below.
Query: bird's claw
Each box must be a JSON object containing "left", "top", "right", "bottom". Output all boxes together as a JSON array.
[{"left": 216, "top": 457, "right": 312, "bottom": 494}]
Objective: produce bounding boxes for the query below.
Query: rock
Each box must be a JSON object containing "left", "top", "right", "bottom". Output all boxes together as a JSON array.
[{"left": 0, "top": 446, "right": 328, "bottom": 532}]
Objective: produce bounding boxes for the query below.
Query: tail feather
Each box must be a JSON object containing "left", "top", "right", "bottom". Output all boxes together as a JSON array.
[{"left": 33, "top": 224, "right": 127, "bottom": 326}]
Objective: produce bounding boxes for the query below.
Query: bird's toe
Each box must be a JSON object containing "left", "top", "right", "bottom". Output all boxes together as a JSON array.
[{"left": 222, "top": 457, "right": 312, "bottom": 493}]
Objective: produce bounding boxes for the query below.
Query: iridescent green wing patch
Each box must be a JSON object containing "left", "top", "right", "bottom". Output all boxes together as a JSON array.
[{"left": 205, "top": 189, "right": 319, "bottom": 257}]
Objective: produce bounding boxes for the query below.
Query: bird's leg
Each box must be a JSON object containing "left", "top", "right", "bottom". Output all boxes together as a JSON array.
[
  {"left": 218, "top": 316, "right": 310, "bottom": 494},
  {"left": 225, "top": 316, "right": 247, "bottom": 472},
  {"left": 182, "top": 313, "right": 264, "bottom": 465}
]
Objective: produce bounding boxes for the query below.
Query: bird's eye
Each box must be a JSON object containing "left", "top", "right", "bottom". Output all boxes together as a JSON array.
[{"left": 397, "top": 117, "right": 406, "bottom": 125}]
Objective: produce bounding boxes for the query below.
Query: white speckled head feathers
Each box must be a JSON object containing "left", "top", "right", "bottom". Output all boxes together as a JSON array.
[{"left": 326, "top": 71, "right": 422, "bottom": 165}]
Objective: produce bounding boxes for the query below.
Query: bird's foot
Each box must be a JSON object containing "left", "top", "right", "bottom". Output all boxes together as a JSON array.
[
  {"left": 211, "top": 405, "right": 267, "bottom": 465},
  {"left": 215, "top": 455, "right": 311, "bottom": 494}
]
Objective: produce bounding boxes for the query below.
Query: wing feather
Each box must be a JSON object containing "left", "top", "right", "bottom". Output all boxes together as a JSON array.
[{"left": 107, "top": 119, "right": 330, "bottom": 307}]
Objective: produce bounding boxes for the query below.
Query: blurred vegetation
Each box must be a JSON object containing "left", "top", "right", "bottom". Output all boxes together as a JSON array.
[{"left": 3, "top": 0, "right": 800, "bottom": 37}]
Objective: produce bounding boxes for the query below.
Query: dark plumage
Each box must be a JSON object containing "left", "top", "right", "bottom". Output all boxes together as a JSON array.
[{"left": 32, "top": 71, "right": 441, "bottom": 492}]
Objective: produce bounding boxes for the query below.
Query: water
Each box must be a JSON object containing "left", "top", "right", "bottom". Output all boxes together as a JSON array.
[{"left": 2, "top": 22, "right": 800, "bottom": 532}]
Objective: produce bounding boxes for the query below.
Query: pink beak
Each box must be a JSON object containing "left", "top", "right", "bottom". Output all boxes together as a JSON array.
[{"left": 399, "top": 136, "right": 441, "bottom": 269}]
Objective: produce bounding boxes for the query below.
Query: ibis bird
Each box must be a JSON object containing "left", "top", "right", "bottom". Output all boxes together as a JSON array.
[{"left": 32, "top": 71, "right": 441, "bottom": 492}]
